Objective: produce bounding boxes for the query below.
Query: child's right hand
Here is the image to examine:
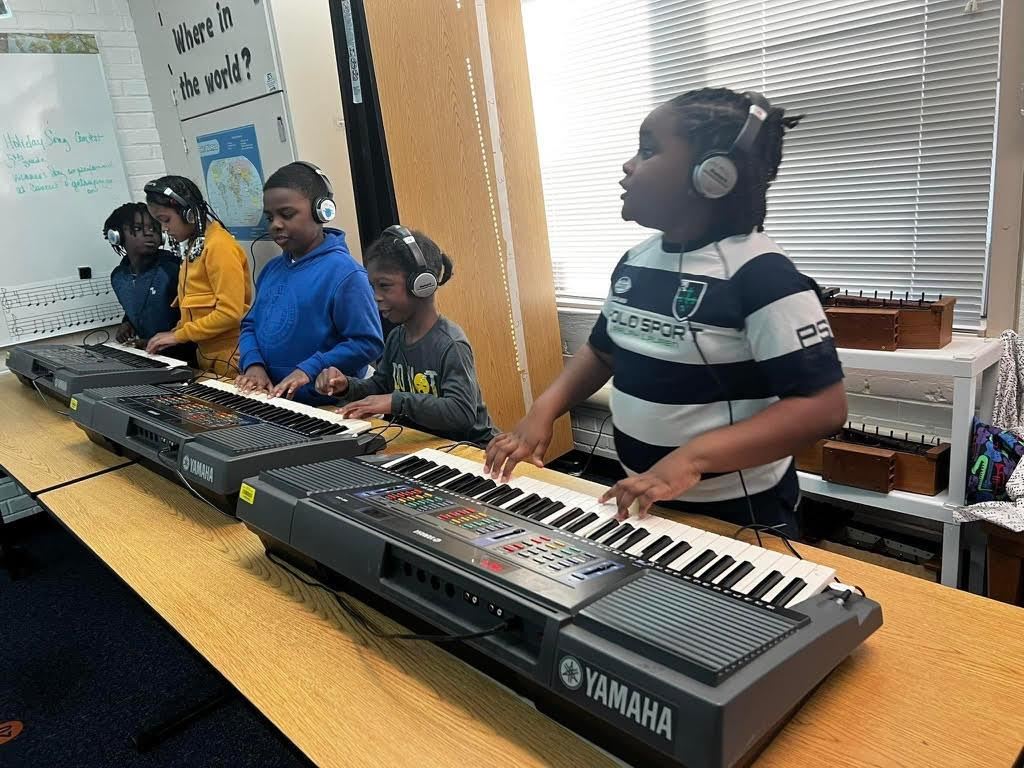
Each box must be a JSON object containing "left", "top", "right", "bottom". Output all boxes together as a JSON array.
[
  {"left": 235, "top": 365, "right": 272, "bottom": 394},
  {"left": 485, "top": 413, "right": 554, "bottom": 482},
  {"left": 115, "top": 321, "right": 135, "bottom": 343},
  {"left": 315, "top": 367, "right": 348, "bottom": 396}
]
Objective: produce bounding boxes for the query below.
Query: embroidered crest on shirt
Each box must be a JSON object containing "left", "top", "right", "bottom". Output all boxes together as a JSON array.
[{"left": 672, "top": 279, "right": 707, "bottom": 321}]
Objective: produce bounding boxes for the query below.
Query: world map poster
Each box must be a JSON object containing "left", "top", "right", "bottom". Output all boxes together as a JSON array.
[{"left": 197, "top": 123, "right": 266, "bottom": 241}]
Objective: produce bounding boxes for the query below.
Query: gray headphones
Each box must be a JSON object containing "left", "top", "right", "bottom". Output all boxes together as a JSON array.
[
  {"left": 292, "top": 161, "right": 337, "bottom": 223},
  {"left": 385, "top": 225, "right": 437, "bottom": 298},
  {"left": 143, "top": 180, "right": 199, "bottom": 224},
  {"left": 691, "top": 91, "right": 771, "bottom": 199}
]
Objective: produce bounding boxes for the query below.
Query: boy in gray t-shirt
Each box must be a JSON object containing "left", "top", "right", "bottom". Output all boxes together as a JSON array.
[{"left": 316, "top": 226, "right": 497, "bottom": 445}]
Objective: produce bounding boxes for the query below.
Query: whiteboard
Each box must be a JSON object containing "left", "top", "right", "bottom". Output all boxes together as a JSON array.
[{"left": 0, "top": 50, "right": 132, "bottom": 346}]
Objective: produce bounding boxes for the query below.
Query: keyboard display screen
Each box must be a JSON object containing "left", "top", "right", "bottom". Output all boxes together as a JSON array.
[{"left": 119, "top": 394, "right": 256, "bottom": 433}]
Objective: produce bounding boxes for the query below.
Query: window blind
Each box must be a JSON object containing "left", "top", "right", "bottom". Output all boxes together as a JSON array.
[{"left": 522, "top": 0, "right": 1000, "bottom": 327}]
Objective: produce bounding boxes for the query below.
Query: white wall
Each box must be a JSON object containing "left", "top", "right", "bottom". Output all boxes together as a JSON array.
[{"left": 0, "top": 0, "right": 166, "bottom": 369}]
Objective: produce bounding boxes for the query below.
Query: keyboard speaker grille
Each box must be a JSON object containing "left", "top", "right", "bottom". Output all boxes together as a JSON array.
[
  {"left": 199, "top": 423, "right": 310, "bottom": 454},
  {"left": 262, "top": 458, "right": 397, "bottom": 495},
  {"left": 579, "top": 570, "right": 806, "bottom": 685}
]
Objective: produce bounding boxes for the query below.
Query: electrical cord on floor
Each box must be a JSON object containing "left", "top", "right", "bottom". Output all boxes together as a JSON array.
[{"left": 266, "top": 552, "right": 512, "bottom": 644}]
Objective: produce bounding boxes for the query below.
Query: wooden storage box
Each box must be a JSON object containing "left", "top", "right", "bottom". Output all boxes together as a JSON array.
[
  {"left": 821, "top": 441, "right": 896, "bottom": 494},
  {"left": 797, "top": 434, "right": 950, "bottom": 496},
  {"left": 825, "top": 307, "right": 899, "bottom": 351},
  {"left": 822, "top": 293, "right": 955, "bottom": 350}
]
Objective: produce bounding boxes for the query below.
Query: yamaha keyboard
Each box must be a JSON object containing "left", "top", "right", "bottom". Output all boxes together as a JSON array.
[
  {"left": 238, "top": 449, "right": 882, "bottom": 768},
  {"left": 6, "top": 341, "right": 194, "bottom": 402},
  {"left": 70, "top": 379, "right": 384, "bottom": 511}
]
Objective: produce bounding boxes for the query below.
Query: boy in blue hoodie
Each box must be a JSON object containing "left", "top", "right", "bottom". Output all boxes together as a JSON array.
[{"left": 235, "top": 162, "right": 383, "bottom": 403}]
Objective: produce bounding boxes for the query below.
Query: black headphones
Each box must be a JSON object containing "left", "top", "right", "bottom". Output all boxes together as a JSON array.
[
  {"left": 691, "top": 91, "right": 771, "bottom": 200},
  {"left": 385, "top": 225, "right": 437, "bottom": 298},
  {"left": 144, "top": 180, "right": 199, "bottom": 224},
  {"left": 292, "top": 161, "right": 337, "bottom": 223}
]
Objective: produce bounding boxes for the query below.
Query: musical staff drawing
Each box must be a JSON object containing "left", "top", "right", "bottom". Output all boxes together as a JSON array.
[
  {"left": 0, "top": 277, "right": 113, "bottom": 310},
  {"left": 7, "top": 302, "right": 122, "bottom": 340}
]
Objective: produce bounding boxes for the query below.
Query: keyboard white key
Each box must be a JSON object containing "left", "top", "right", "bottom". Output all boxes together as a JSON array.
[
  {"left": 196, "top": 379, "right": 372, "bottom": 434},
  {"left": 387, "top": 448, "right": 843, "bottom": 608},
  {"left": 101, "top": 341, "right": 189, "bottom": 368}
]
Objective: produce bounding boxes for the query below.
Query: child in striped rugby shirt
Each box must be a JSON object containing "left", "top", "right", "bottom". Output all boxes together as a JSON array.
[{"left": 485, "top": 87, "right": 846, "bottom": 534}]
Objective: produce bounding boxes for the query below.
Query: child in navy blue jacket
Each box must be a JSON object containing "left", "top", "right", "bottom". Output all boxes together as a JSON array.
[{"left": 235, "top": 162, "right": 383, "bottom": 404}]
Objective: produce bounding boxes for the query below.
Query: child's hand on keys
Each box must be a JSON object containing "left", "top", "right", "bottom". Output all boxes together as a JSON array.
[
  {"left": 270, "top": 369, "right": 311, "bottom": 400},
  {"left": 315, "top": 366, "right": 349, "bottom": 396},
  {"left": 235, "top": 365, "right": 272, "bottom": 394},
  {"left": 339, "top": 394, "right": 392, "bottom": 419},
  {"left": 115, "top": 321, "right": 135, "bottom": 343},
  {"left": 484, "top": 413, "right": 554, "bottom": 482},
  {"left": 599, "top": 460, "right": 701, "bottom": 520}
]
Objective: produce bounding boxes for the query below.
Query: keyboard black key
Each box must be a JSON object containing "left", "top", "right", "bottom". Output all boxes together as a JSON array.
[
  {"left": 681, "top": 549, "right": 717, "bottom": 576},
  {"left": 602, "top": 524, "right": 635, "bottom": 547},
  {"left": 433, "top": 466, "right": 464, "bottom": 485},
  {"left": 507, "top": 494, "right": 540, "bottom": 513},
  {"left": 586, "top": 519, "right": 620, "bottom": 541},
  {"left": 771, "top": 578, "right": 807, "bottom": 607},
  {"left": 464, "top": 478, "right": 497, "bottom": 497},
  {"left": 529, "top": 500, "right": 565, "bottom": 521},
  {"left": 418, "top": 466, "right": 454, "bottom": 484},
  {"left": 516, "top": 496, "right": 555, "bottom": 518},
  {"left": 489, "top": 487, "right": 523, "bottom": 506},
  {"left": 550, "top": 508, "right": 585, "bottom": 528},
  {"left": 617, "top": 528, "right": 650, "bottom": 552},
  {"left": 718, "top": 561, "right": 754, "bottom": 590},
  {"left": 654, "top": 540, "right": 692, "bottom": 564},
  {"left": 698, "top": 555, "right": 735, "bottom": 582},
  {"left": 389, "top": 456, "right": 425, "bottom": 474},
  {"left": 747, "top": 571, "right": 784, "bottom": 600},
  {"left": 638, "top": 535, "right": 674, "bottom": 561},
  {"left": 566, "top": 512, "right": 599, "bottom": 533},
  {"left": 478, "top": 484, "right": 512, "bottom": 503},
  {"left": 447, "top": 474, "right": 484, "bottom": 493}
]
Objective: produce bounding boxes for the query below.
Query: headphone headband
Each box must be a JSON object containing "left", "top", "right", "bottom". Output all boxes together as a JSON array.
[{"left": 144, "top": 180, "right": 193, "bottom": 212}]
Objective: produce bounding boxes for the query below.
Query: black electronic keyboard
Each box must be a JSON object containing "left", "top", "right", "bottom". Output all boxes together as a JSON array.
[
  {"left": 69, "top": 379, "right": 383, "bottom": 511},
  {"left": 238, "top": 449, "right": 882, "bottom": 768},
  {"left": 6, "top": 341, "right": 194, "bottom": 402}
]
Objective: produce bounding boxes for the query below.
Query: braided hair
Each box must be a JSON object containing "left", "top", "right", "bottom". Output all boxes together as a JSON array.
[
  {"left": 365, "top": 228, "right": 454, "bottom": 289},
  {"left": 668, "top": 87, "right": 802, "bottom": 235},
  {"left": 102, "top": 202, "right": 154, "bottom": 242},
  {"left": 144, "top": 175, "right": 222, "bottom": 234}
]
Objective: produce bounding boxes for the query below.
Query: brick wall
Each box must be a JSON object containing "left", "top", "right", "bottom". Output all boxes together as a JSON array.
[{"left": 0, "top": 0, "right": 166, "bottom": 370}]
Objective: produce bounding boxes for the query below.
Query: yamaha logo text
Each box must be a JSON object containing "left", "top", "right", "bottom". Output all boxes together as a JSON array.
[
  {"left": 413, "top": 529, "right": 442, "bottom": 543},
  {"left": 558, "top": 655, "right": 673, "bottom": 741},
  {"left": 181, "top": 455, "right": 215, "bottom": 484}
]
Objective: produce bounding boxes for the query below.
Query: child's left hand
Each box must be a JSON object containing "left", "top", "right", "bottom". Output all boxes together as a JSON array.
[
  {"left": 339, "top": 395, "right": 393, "bottom": 419},
  {"left": 599, "top": 459, "right": 701, "bottom": 520},
  {"left": 270, "top": 369, "right": 311, "bottom": 400},
  {"left": 146, "top": 331, "right": 178, "bottom": 355}
]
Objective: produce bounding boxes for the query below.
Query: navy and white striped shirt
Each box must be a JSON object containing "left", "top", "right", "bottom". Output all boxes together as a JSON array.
[{"left": 589, "top": 231, "right": 843, "bottom": 503}]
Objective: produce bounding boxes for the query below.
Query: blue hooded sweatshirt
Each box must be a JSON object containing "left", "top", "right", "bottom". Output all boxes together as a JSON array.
[{"left": 238, "top": 229, "right": 383, "bottom": 404}]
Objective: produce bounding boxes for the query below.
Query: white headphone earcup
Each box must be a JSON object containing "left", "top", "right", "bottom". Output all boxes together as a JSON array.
[
  {"left": 106, "top": 228, "right": 120, "bottom": 246},
  {"left": 317, "top": 198, "right": 337, "bottom": 223},
  {"left": 692, "top": 154, "right": 738, "bottom": 199}
]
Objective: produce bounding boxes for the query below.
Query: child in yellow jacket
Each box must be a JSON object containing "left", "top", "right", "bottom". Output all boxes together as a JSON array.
[{"left": 144, "top": 176, "right": 251, "bottom": 375}]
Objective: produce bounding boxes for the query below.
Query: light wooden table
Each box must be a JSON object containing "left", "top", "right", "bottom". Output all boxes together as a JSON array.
[
  {"left": 0, "top": 373, "right": 131, "bottom": 493},
  {"left": 34, "top": 424, "right": 1024, "bottom": 767}
]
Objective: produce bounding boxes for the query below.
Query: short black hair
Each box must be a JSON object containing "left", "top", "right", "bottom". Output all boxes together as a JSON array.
[
  {"left": 364, "top": 228, "right": 454, "bottom": 287},
  {"left": 102, "top": 202, "right": 154, "bottom": 241},
  {"left": 668, "top": 87, "right": 802, "bottom": 236},
  {"left": 144, "top": 174, "right": 221, "bottom": 232},
  {"left": 263, "top": 162, "right": 330, "bottom": 201}
]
